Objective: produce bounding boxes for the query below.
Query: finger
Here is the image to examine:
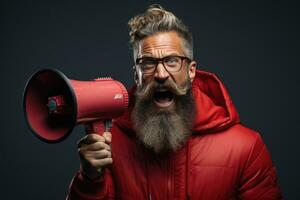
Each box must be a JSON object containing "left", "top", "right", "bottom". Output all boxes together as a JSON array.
[
  {"left": 103, "top": 132, "right": 112, "bottom": 143},
  {"left": 77, "top": 134, "right": 105, "bottom": 148},
  {"left": 84, "top": 149, "right": 112, "bottom": 159},
  {"left": 90, "top": 158, "right": 113, "bottom": 168},
  {"left": 79, "top": 141, "right": 111, "bottom": 152}
]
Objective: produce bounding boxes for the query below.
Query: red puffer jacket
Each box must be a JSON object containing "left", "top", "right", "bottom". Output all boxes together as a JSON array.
[{"left": 67, "top": 70, "right": 283, "bottom": 200}]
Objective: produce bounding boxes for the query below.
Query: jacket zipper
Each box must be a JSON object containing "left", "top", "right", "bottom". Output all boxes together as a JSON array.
[
  {"left": 186, "top": 139, "right": 191, "bottom": 200},
  {"left": 167, "top": 157, "right": 173, "bottom": 200}
]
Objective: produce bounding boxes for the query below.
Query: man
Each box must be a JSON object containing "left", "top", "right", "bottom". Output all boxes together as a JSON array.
[{"left": 67, "top": 5, "right": 283, "bottom": 200}]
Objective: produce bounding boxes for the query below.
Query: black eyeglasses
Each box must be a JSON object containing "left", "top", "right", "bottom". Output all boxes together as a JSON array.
[{"left": 135, "top": 56, "right": 191, "bottom": 74}]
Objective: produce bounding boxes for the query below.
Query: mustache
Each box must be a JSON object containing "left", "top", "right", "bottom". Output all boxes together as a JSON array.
[{"left": 136, "top": 78, "right": 190, "bottom": 101}]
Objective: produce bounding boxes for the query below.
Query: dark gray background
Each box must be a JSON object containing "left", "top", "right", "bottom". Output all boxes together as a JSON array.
[{"left": 1, "top": 0, "right": 299, "bottom": 199}]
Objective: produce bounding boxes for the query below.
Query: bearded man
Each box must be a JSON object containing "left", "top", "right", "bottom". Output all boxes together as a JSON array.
[{"left": 67, "top": 5, "right": 283, "bottom": 200}]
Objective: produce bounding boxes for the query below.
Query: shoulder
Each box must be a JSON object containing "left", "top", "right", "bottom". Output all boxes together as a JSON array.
[
  {"left": 220, "top": 123, "right": 264, "bottom": 149},
  {"left": 193, "top": 123, "right": 264, "bottom": 152},
  {"left": 224, "top": 124, "right": 267, "bottom": 159},
  {"left": 190, "top": 123, "right": 268, "bottom": 168}
]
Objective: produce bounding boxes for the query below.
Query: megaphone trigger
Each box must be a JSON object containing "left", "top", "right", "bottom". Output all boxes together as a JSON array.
[{"left": 104, "top": 120, "right": 112, "bottom": 132}]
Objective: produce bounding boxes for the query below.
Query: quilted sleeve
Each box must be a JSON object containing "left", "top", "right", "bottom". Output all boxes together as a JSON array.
[
  {"left": 66, "top": 168, "right": 115, "bottom": 200},
  {"left": 238, "top": 133, "right": 284, "bottom": 200}
]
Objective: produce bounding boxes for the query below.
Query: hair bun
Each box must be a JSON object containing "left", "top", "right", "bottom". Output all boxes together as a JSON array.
[{"left": 148, "top": 4, "right": 165, "bottom": 10}]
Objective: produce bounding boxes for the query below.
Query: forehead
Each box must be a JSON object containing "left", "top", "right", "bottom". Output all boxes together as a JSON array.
[{"left": 137, "top": 31, "right": 185, "bottom": 58}]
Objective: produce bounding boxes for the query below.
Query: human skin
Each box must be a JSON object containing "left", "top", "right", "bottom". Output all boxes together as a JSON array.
[
  {"left": 77, "top": 31, "right": 197, "bottom": 179},
  {"left": 77, "top": 132, "right": 112, "bottom": 180},
  {"left": 136, "top": 31, "right": 197, "bottom": 92}
]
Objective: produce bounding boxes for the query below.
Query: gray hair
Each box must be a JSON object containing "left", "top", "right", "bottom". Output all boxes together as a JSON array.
[{"left": 128, "top": 4, "right": 193, "bottom": 60}]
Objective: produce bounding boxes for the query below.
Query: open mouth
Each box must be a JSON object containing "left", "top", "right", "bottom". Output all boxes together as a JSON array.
[{"left": 153, "top": 89, "right": 174, "bottom": 108}]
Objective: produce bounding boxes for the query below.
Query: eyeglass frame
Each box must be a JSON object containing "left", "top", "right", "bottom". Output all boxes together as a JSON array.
[{"left": 135, "top": 55, "right": 192, "bottom": 75}]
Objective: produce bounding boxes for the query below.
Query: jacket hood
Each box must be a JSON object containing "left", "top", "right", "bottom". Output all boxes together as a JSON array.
[{"left": 115, "top": 70, "right": 240, "bottom": 135}]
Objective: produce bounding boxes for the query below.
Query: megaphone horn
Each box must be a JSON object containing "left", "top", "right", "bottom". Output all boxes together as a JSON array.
[{"left": 23, "top": 69, "right": 129, "bottom": 143}]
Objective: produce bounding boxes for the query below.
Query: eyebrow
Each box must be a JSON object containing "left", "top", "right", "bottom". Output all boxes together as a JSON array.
[{"left": 138, "top": 53, "right": 182, "bottom": 59}]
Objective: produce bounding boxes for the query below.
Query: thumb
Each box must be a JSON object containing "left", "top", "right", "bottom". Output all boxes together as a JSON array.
[{"left": 103, "top": 131, "right": 112, "bottom": 143}]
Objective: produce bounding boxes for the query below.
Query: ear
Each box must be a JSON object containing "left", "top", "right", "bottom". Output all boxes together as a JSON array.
[{"left": 188, "top": 61, "right": 197, "bottom": 82}]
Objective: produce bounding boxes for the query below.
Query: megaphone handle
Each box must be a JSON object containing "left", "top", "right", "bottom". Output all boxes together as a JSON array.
[
  {"left": 84, "top": 120, "right": 113, "bottom": 176},
  {"left": 85, "top": 120, "right": 112, "bottom": 135}
]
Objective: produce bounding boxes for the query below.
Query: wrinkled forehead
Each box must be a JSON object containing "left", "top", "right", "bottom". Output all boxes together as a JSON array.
[{"left": 136, "top": 31, "right": 185, "bottom": 59}]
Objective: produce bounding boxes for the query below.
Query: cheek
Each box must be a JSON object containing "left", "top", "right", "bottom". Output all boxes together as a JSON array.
[
  {"left": 173, "top": 71, "right": 189, "bottom": 86},
  {"left": 142, "top": 74, "right": 153, "bottom": 84},
  {"left": 138, "top": 74, "right": 153, "bottom": 89}
]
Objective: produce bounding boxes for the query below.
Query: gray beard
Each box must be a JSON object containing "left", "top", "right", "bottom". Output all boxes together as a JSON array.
[{"left": 132, "top": 87, "right": 195, "bottom": 154}]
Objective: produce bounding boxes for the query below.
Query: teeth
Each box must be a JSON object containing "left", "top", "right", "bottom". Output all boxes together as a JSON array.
[{"left": 156, "top": 89, "right": 168, "bottom": 92}]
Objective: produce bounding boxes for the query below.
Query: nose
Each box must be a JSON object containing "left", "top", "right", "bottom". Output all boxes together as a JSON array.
[{"left": 154, "top": 62, "right": 169, "bottom": 82}]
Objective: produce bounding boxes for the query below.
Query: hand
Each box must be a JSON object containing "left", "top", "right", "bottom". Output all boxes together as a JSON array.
[{"left": 77, "top": 132, "right": 112, "bottom": 180}]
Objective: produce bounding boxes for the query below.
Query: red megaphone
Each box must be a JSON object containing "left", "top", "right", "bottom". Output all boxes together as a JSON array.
[{"left": 23, "top": 69, "right": 129, "bottom": 143}]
